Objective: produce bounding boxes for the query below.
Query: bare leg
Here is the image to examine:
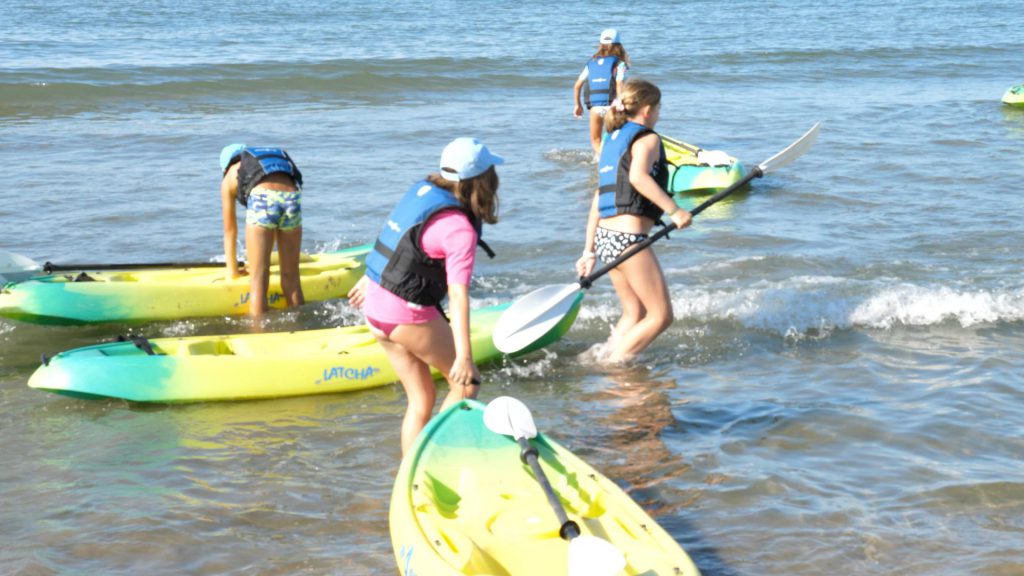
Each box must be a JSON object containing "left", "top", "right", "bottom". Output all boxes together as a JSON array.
[
  {"left": 245, "top": 224, "right": 275, "bottom": 318},
  {"left": 607, "top": 248, "right": 674, "bottom": 363},
  {"left": 377, "top": 316, "right": 479, "bottom": 455},
  {"left": 275, "top": 226, "right": 305, "bottom": 308},
  {"left": 589, "top": 109, "right": 604, "bottom": 157},
  {"left": 608, "top": 266, "right": 645, "bottom": 343}
]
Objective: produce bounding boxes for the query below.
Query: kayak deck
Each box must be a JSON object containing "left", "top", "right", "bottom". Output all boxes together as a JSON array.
[
  {"left": 28, "top": 295, "right": 583, "bottom": 403},
  {"left": 391, "top": 400, "right": 700, "bottom": 575},
  {"left": 0, "top": 244, "right": 370, "bottom": 324},
  {"left": 663, "top": 135, "right": 747, "bottom": 195}
]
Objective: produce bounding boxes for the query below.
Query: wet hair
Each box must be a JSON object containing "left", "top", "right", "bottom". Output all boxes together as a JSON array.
[
  {"left": 592, "top": 43, "right": 631, "bottom": 67},
  {"left": 426, "top": 167, "right": 500, "bottom": 225},
  {"left": 603, "top": 78, "right": 662, "bottom": 134}
]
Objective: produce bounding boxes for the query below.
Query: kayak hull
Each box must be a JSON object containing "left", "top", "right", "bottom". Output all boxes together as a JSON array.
[
  {"left": 390, "top": 399, "right": 700, "bottom": 575},
  {"left": 663, "top": 136, "right": 747, "bottom": 195},
  {"left": 28, "top": 296, "right": 582, "bottom": 403},
  {"left": 1002, "top": 85, "right": 1024, "bottom": 107},
  {"left": 0, "top": 244, "right": 370, "bottom": 324}
]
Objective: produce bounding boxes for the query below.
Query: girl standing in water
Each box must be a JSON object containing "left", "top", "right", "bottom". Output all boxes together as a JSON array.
[
  {"left": 573, "top": 28, "right": 631, "bottom": 158},
  {"left": 576, "top": 79, "right": 692, "bottom": 363},
  {"left": 348, "top": 138, "right": 502, "bottom": 454}
]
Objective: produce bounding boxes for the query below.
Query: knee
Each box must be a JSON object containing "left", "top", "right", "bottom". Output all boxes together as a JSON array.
[{"left": 653, "top": 308, "right": 674, "bottom": 333}]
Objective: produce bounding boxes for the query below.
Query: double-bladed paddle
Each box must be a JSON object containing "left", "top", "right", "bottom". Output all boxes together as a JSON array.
[
  {"left": 483, "top": 396, "right": 627, "bottom": 576},
  {"left": 0, "top": 248, "right": 243, "bottom": 280},
  {"left": 492, "top": 122, "right": 821, "bottom": 354}
]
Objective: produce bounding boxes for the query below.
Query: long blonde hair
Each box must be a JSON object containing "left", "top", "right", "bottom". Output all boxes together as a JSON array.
[
  {"left": 592, "top": 43, "right": 631, "bottom": 67},
  {"left": 427, "top": 168, "right": 500, "bottom": 225},
  {"left": 603, "top": 78, "right": 661, "bottom": 134}
]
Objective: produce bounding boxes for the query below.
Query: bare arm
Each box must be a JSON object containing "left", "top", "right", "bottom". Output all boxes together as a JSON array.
[
  {"left": 576, "top": 190, "right": 600, "bottom": 277},
  {"left": 573, "top": 76, "right": 585, "bottom": 118},
  {"left": 629, "top": 133, "right": 692, "bottom": 229},
  {"left": 445, "top": 283, "right": 479, "bottom": 388},
  {"left": 220, "top": 166, "right": 244, "bottom": 278}
]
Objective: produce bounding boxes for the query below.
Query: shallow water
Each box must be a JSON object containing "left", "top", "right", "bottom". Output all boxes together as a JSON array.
[{"left": 2, "top": 0, "right": 1024, "bottom": 574}]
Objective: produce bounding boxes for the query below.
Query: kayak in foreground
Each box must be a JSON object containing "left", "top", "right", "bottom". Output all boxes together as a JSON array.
[
  {"left": 1002, "top": 85, "right": 1024, "bottom": 107},
  {"left": 663, "top": 135, "right": 747, "bottom": 195},
  {"left": 390, "top": 399, "right": 700, "bottom": 576},
  {"left": 0, "top": 244, "right": 370, "bottom": 324},
  {"left": 28, "top": 297, "right": 582, "bottom": 403}
]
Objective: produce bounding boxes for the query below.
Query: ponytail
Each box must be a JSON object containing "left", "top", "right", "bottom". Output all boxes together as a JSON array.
[{"left": 603, "top": 78, "right": 661, "bottom": 134}]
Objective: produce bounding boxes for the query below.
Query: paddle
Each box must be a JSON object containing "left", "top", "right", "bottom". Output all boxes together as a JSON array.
[
  {"left": 40, "top": 260, "right": 242, "bottom": 273},
  {"left": 483, "top": 396, "right": 626, "bottom": 576},
  {"left": 493, "top": 122, "right": 821, "bottom": 354},
  {"left": 0, "top": 249, "right": 42, "bottom": 284}
]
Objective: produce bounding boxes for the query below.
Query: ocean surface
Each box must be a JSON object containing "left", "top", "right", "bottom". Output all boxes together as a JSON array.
[{"left": 3, "top": 0, "right": 1024, "bottom": 574}]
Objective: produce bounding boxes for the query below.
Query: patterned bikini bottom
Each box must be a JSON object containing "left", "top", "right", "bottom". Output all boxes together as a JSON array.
[{"left": 594, "top": 226, "right": 648, "bottom": 264}]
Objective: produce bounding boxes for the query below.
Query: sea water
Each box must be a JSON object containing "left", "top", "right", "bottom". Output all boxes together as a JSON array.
[{"left": 2, "top": 0, "right": 1023, "bottom": 573}]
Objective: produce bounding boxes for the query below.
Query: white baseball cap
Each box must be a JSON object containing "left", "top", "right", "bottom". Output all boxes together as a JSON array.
[
  {"left": 600, "top": 28, "right": 620, "bottom": 45},
  {"left": 439, "top": 137, "right": 505, "bottom": 182}
]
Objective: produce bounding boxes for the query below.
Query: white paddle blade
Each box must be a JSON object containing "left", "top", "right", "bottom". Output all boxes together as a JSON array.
[
  {"left": 483, "top": 396, "right": 537, "bottom": 440},
  {"left": 493, "top": 283, "right": 582, "bottom": 354},
  {"left": 758, "top": 121, "right": 821, "bottom": 175},
  {"left": 0, "top": 250, "right": 41, "bottom": 284},
  {"left": 568, "top": 535, "right": 627, "bottom": 576}
]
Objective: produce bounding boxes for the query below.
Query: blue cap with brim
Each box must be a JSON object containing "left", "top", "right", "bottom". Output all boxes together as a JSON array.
[
  {"left": 439, "top": 138, "right": 505, "bottom": 182},
  {"left": 220, "top": 143, "right": 246, "bottom": 172}
]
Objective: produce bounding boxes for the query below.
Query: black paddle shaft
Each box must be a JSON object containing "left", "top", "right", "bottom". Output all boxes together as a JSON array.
[
  {"left": 43, "top": 261, "right": 243, "bottom": 273},
  {"left": 516, "top": 436, "right": 582, "bottom": 541},
  {"left": 578, "top": 165, "right": 763, "bottom": 289}
]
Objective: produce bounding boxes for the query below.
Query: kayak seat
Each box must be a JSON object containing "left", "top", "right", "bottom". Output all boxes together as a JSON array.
[{"left": 177, "top": 339, "right": 233, "bottom": 356}]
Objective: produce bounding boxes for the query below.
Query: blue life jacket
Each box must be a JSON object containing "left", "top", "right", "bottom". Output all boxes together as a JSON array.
[
  {"left": 236, "top": 147, "right": 303, "bottom": 207},
  {"left": 584, "top": 56, "right": 620, "bottom": 108},
  {"left": 365, "top": 180, "right": 494, "bottom": 308},
  {"left": 597, "top": 121, "right": 669, "bottom": 221}
]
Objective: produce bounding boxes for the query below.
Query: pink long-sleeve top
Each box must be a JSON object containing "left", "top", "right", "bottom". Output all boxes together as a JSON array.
[{"left": 363, "top": 209, "right": 478, "bottom": 324}]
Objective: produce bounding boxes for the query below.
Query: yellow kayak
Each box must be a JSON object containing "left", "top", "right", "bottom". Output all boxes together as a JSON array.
[
  {"left": 662, "top": 135, "right": 747, "bottom": 195},
  {"left": 28, "top": 297, "right": 582, "bottom": 402},
  {"left": 0, "top": 244, "right": 369, "bottom": 324},
  {"left": 1002, "top": 85, "right": 1024, "bottom": 107},
  {"left": 390, "top": 399, "right": 700, "bottom": 575}
]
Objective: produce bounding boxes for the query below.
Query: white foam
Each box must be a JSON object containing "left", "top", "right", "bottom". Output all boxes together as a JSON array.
[{"left": 576, "top": 276, "right": 1024, "bottom": 337}]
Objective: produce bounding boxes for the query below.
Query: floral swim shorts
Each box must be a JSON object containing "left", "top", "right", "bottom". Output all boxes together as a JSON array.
[
  {"left": 594, "top": 226, "right": 648, "bottom": 264},
  {"left": 246, "top": 188, "right": 302, "bottom": 231}
]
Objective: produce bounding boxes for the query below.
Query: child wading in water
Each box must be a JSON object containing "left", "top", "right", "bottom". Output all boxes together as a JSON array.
[
  {"left": 348, "top": 138, "right": 502, "bottom": 455},
  {"left": 573, "top": 28, "right": 631, "bottom": 158},
  {"left": 576, "top": 79, "right": 692, "bottom": 363}
]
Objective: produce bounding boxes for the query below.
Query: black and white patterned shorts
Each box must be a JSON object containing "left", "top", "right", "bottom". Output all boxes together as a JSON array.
[{"left": 594, "top": 226, "right": 648, "bottom": 264}]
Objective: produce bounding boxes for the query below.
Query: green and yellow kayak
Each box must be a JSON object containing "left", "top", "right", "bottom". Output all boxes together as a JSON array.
[
  {"left": 28, "top": 296, "right": 582, "bottom": 403},
  {"left": 663, "top": 135, "right": 746, "bottom": 195},
  {"left": 390, "top": 399, "right": 700, "bottom": 575},
  {"left": 0, "top": 244, "right": 370, "bottom": 324},
  {"left": 1002, "top": 85, "right": 1024, "bottom": 107}
]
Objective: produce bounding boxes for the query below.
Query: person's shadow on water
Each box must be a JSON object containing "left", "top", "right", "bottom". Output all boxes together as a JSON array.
[{"left": 574, "top": 364, "right": 743, "bottom": 576}]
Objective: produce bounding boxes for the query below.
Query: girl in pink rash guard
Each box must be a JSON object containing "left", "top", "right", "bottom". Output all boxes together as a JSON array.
[{"left": 348, "top": 137, "right": 502, "bottom": 455}]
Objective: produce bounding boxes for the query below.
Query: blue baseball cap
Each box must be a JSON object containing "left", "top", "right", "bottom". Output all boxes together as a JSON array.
[
  {"left": 219, "top": 143, "right": 246, "bottom": 172},
  {"left": 439, "top": 138, "right": 504, "bottom": 182}
]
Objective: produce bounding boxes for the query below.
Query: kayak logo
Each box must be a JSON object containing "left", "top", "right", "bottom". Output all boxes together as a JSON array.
[
  {"left": 317, "top": 364, "right": 381, "bottom": 384},
  {"left": 399, "top": 544, "right": 416, "bottom": 575},
  {"left": 235, "top": 291, "right": 283, "bottom": 307}
]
